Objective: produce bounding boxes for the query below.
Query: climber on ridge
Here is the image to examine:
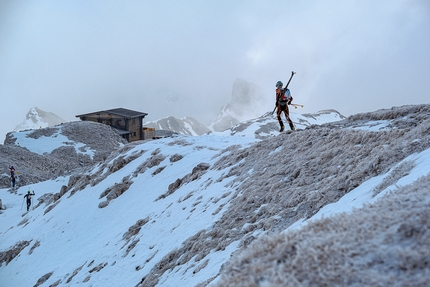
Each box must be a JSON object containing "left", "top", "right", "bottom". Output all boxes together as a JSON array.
[{"left": 275, "top": 80, "right": 295, "bottom": 132}]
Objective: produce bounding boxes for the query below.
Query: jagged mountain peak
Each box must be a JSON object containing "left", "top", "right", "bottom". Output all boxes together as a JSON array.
[
  {"left": 209, "top": 78, "right": 268, "bottom": 132},
  {"left": 14, "top": 107, "right": 66, "bottom": 132}
]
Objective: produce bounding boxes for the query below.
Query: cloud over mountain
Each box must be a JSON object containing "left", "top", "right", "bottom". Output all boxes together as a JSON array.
[{"left": 209, "top": 78, "right": 269, "bottom": 132}]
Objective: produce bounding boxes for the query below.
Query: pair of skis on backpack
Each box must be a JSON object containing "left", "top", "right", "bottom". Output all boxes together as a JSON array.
[{"left": 284, "top": 72, "right": 303, "bottom": 109}]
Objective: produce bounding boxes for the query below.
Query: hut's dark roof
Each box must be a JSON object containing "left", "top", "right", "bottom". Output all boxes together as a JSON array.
[{"left": 76, "top": 108, "right": 148, "bottom": 119}]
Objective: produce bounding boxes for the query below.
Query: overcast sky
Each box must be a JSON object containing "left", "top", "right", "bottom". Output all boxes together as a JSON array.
[{"left": 1, "top": 0, "right": 429, "bottom": 138}]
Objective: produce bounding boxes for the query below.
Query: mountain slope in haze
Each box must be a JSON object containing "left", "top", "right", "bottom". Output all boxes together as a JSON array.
[
  {"left": 209, "top": 78, "right": 268, "bottom": 132},
  {"left": 147, "top": 78, "right": 327, "bottom": 135},
  {"left": 14, "top": 107, "right": 66, "bottom": 132},
  {"left": 142, "top": 78, "right": 266, "bottom": 135},
  {"left": 0, "top": 104, "right": 430, "bottom": 286},
  {"left": 11, "top": 93, "right": 341, "bottom": 138}
]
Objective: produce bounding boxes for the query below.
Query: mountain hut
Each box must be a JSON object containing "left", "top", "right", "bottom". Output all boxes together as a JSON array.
[{"left": 76, "top": 108, "right": 152, "bottom": 142}]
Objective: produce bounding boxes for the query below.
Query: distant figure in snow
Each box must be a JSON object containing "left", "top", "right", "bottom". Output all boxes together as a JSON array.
[
  {"left": 24, "top": 190, "right": 35, "bottom": 211},
  {"left": 9, "top": 166, "right": 15, "bottom": 177},
  {"left": 275, "top": 81, "right": 295, "bottom": 132},
  {"left": 11, "top": 174, "right": 16, "bottom": 188}
]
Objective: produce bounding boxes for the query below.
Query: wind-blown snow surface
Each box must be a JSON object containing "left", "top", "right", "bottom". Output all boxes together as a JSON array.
[{"left": 1, "top": 104, "right": 430, "bottom": 286}]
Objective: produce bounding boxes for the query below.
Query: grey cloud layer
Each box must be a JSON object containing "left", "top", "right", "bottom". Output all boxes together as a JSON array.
[{"left": 0, "top": 1, "right": 429, "bottom": 138}]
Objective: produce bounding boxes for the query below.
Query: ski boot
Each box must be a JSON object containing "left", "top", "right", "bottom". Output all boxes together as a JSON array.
[
  {"left": 289, "top": 123, "right": 295, "bottom": 131},
  {"left": 279, "top": 124, "right": 284, "bottom": 132}
]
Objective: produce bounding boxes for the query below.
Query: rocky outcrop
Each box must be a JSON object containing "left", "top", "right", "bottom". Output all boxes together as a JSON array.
[{"left": 0, "top": 121, "right": 127, "bottom": 188}]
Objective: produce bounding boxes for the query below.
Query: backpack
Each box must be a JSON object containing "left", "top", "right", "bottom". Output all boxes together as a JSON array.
[{"left": 279, "top": 89, "right": 292, "bottom": 102}]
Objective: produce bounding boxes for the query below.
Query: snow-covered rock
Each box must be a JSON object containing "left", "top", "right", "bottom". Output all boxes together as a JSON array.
[{"left": 1, "top": 121, "right": 126, "bottom": 188}]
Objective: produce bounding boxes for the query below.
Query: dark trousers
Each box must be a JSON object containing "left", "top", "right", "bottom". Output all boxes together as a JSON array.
[{"left": 276, "top": 103, "right": 294, "bottom": 128}]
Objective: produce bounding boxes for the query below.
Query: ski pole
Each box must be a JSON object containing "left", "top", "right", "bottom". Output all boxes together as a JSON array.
[
  {"left": 271, "top": 106, "right": 277, "bottom": 115},
  {"left": 32, "top": 191, "right": 35, "bottom": 210},
  {"left": 290, "top": 103, "right": 304, "bottom": 109},
  {"left": 21, "top": 198, "right": 24, "bottom": 210}
]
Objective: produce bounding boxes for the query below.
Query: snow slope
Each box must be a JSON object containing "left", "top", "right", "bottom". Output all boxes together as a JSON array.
[
  {"left": 1, "top": 104, "right": 430, "bottom": 286},
  {"left": 0, "top": 135, "right": 258, "bottom": 286}
]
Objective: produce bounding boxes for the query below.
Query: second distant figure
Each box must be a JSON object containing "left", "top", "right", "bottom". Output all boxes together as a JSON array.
[{"left": 24, "top": 190, "right": 35, "bottom": 211}]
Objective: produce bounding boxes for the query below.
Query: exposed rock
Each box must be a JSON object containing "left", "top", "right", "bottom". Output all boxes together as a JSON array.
[
  {"left": 0, "top": 240, "right": 31, "bottom": 266},
  {"left": 34, "top": 271, "right": 54, "bottom": 287}
]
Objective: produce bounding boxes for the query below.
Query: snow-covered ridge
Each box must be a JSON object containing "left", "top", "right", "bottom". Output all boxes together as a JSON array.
[
  {"left": 0, "top": 104, "right": 430, "bottom": 286},
  {"left": 215, "top": 109, "right": 345, "bottom": 139}
]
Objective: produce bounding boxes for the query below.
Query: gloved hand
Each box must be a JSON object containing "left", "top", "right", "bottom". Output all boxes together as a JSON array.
[{"left": 275, "top": 102, "right": 278, "bottom": 106}]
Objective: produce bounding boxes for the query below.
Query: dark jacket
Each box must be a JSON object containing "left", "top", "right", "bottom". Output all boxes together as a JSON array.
[{"left": 24, "top": 193, "right": 35, "bottom": 202}]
